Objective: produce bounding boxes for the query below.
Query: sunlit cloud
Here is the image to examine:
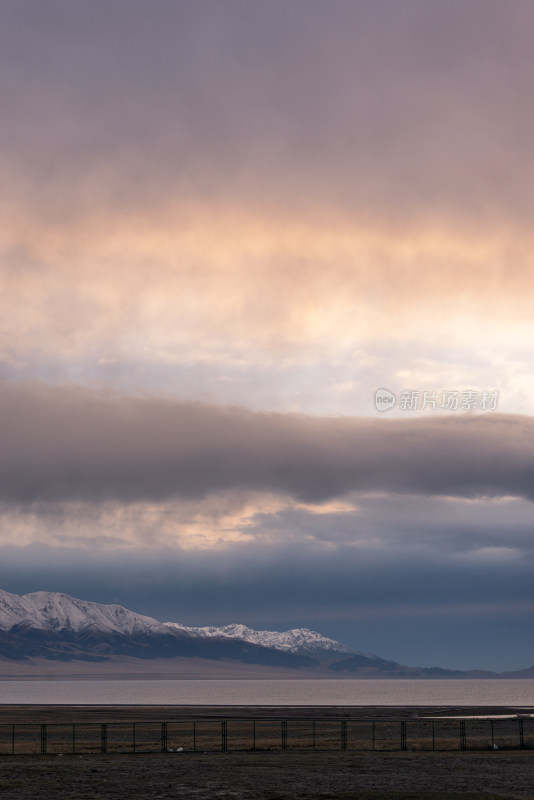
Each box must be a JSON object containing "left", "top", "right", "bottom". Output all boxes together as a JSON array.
[{"left": 1, "top": 208, "right": 534, "bottom": 414}]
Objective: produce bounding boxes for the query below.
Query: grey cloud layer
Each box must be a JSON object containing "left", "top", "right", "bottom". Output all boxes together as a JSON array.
[
  {"left": 2, "top": 384, "right": 533, "bottom": 504},
  {"left": 1, "top": 0, "right": 534, "bottom": 224}
]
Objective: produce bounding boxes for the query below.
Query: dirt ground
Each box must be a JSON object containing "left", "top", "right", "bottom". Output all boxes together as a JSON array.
[{"left": 0, "top": 750, "right": 533, "bottom": 799}]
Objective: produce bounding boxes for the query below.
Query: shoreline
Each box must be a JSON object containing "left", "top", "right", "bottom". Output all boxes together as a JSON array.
[
  {"left": 1, "top": 656, "right": 533, "bottom": 681},
  {"left": 0, "top": 703, "right": 532, "bottom": 723}
]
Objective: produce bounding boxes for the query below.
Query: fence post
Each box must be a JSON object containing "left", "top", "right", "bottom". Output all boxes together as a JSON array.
[
  {"left": 491, "top": 720, "right": 494, "bottom": 749},
  {"left": 161, "top": 722, "right": 168, "bottom": 753},
  {"left": 101, "top": 723, "right": 107, "bottom": 754},
  {"left": 432, "top": 721, "right": 435, "bottom": 752},
  {"left": 519, "top": 718, "right": 524, "bottom": 749},
  {"left": 400, "top": 721, "right": 407, "bottom": 751},
  {"left": 459, "top": 720, "right": 466, "bottom": 751},
  {"left": 221, "top": 721, "right": 227, "bottom": 752},
  {"left": 281, "top": 720, "right": 287, "bottom": 750},
  {"left": 40, "top": 724, "right": 47, "bottom": 755}
]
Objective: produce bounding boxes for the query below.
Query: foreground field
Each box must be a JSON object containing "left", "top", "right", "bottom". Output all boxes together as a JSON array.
[
  {"left": 0, "top": 750, "right": 532, "bottom": 799},
  {"left": 1, "top": 707, "right": 532, "bottom": 799}
]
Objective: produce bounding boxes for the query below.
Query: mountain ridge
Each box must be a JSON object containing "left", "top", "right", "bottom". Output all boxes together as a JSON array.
[
  {"left": 0, "top": 589, "right": 339, "bottom": 668},
  {"left": 164, "top": 621, "right": 354, "bottom": 657},
  {"left": 0, "top": 588, "right": 351, "bottom": 658},
  {"left": 1, "top": 589, "right": 533, "bottom": 677}
]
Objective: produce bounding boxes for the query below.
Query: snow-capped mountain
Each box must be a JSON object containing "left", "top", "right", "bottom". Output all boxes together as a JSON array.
[
  {"left": 0, "top": 589, "right": 502, "bottom": 677},
  {"left": 0, "top": 589, "right": 352, "bottom": 657},
  {"left": 164, "top": 622, "right": 353, "bottom": 657},
  {"left": 0, "top": 588, "right": 174, "bottom": 637},
  {"left": 0, "top": 589, "right": 342, "bottom": 667}
]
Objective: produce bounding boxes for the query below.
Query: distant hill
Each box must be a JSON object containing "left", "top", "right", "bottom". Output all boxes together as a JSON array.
[
  {"left": 0, "top": 589, "right": 315, "bottom": 668},
  {"left": 1, "top": 588, "right": 533, "bottom": 678}
]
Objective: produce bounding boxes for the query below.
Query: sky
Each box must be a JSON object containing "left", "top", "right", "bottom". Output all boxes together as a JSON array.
[{"left": 1, "top": 0, "right": 534, "bottom": 671}]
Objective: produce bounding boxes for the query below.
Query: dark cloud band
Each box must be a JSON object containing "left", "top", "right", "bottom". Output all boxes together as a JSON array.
[{"left": 2, "top": 383, "right": 533, "bottom": 504}]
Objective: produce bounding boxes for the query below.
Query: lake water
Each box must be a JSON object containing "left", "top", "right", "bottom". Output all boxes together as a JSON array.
[{"left": 0, "top": 679, "right": 533, "bottom": 706}]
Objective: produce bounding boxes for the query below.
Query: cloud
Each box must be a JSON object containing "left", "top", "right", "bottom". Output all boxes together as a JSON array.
[
  {"left": 1, "top": 383, "right": 533, "bottom": 505},
  {"left": 1, "top": 203, "right": 533, "bottom": 425},
  {"left": 1, "top": 0, "right": 534, "bottom": 228},
  {"left": 1, "top": 2, "right": 534, "bottom": 413}
]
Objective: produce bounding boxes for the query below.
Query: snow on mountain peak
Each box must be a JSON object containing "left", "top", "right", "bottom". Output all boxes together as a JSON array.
[
  {"left": 163, "top": 621, "right": 354, "bottom": 656},
  {"left": 0, "top": 588, "right": 169, "bottom": 637}
]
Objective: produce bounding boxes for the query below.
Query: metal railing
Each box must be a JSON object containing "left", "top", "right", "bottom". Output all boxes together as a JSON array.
[{"left": 0, "top": 716, "right": 531, "bottom": 755}]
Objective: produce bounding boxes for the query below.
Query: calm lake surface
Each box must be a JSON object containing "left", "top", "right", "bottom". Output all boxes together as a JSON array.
[{"left": 0, "top": 679, "right": 533, "bottom": 706}]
